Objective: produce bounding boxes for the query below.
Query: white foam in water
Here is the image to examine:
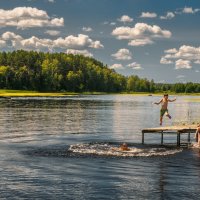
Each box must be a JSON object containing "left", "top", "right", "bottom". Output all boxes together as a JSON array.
[{"left": 69, "top": 143, "right": 183, "bottom": 157}]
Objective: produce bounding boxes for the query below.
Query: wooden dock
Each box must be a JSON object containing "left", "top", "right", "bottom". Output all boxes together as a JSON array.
[{"left": 142, "top": 125, "right": 197, "bottom": 146}]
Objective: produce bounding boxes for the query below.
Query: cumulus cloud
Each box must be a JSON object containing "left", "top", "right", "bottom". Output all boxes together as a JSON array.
[
  {"left": 160, "top": 45, "right": 200, "bottom": 69},
  {"left": 45, "top": 30, "right": 61, "bottom": 36},
  {"left": 0, "top": 31, "right": 103, "bottom": 52},
  {"left": 112, "top": 48, "right": 132, "bottom": 60},
  {"left": 82, "top": 27, "right": 93, "bottom": 32},
  {"left": 127, "top": 62, "right": 143, "bottom": 70},
  {"left": 175, "top": 59, "right": 192, "bottom": 69},
  {"left": 140, "top": 12, "right": 157, "bottom": 18},
  {"left": 164, "top": 48, "right": 177, "bottom": 54},
  {"left": 160, "top": 12, "right": 175, "bottom": 20},
  {"left": 160, "top": 57, "right": 173, "bottom": 64},
  {"left": 0, "top": 7, "right": 64, "bottom": 29},
  {"left": 182, "top": 7, "right": 200, "bottom": 14},
  {"left": 118, "top": 15, "right": 133, "bottom": 23},
  {"left": 175, "top": 7, "right": 200, "bottom": 15},
  {"left": 66, "top": 49, "right": 93, "bottom": 57},
  {"left": 112, "top": 23, "right": 171, "bottom": 46},
  {"left": 48, "top": 0, "right": 55, "bottom": 3},
  {"left": 109, "top": 64, "right": 124, "bottom": 70},
  {"left": 53, "top": 34, "right": 104, "bottom": 49}
]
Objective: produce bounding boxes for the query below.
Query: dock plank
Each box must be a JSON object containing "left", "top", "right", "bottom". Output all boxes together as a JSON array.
[{"left": 142, "top": 125, "right": 197, "bottom": 133}]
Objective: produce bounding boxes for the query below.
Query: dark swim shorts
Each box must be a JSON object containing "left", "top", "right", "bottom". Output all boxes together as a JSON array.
[{"left": 160, "top": 109, "right": 168, "bottom": 117}]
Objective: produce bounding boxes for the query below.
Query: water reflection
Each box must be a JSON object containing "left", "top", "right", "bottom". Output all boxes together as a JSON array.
[{"left": 0, "top": 95, "right": 200, "bottom": 199}]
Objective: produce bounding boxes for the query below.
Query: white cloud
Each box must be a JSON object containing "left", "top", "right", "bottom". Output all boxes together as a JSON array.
[
  {"left": 112, "top": 23, "right": 171, "bottom": 46},
  {"left": 164, "top": 48, "right": 177, "bottom": 54},
  {"left": 0, "top": 7, "right": 64, "bottom": 29},
  {"left": 112, "top": 48, "right": 132, "bottom": 60},
  {"left": 175, "top": 59, "right": 192, "bottom": 69},
  {"left": 175, "top": 7, "right": 200, "bottom": 14},
  {"left": 127, "top": 62, "right": 143, "bottom": 70},
  {"left": 176, "top": 75, "right": 185, "bottom": 79},
  {"left": 118, "top": 15, "right": 133, "bottom": 23},
  {"left": 2, "top": 32, "right": 23, "bottom": 41},
  {"left": 160, "top": 57, "right": 173, "bottom": 64},
  {"left": 140, "top": 12, "right": 157, "bottom": 18},
  {"left": 161, "top": 45, "right": 200, "bottom": 69},
  {"left": 110, "top": 22, "right": 116, "bottom": 26},
  {"left": 160, "top": 12, "right": 175, "bottom": 20},
  {"left": 128, "top": 38, "right": 153, "bottom": 46},
  {"left": 182, "top": 7, "right": 199, "bottom": 14},
  {"left": 53, "top": 34, "right": 104, "bottom": 49},
  {"left": 45, "top": 30, "right": 60, "bottom": 36},
  {"left": 48, "top": 0, "right": 55, "bottom": 3},
  {"left": 0, "top": 32, "right": 103, "bottom": 52},
  {"left": 66, "top": 49, "right": 93, "bottom": 57},
  {"left": 82, "top": 27, "right": 93, "bottom": 32},
  {"left": 109, "top": 64, "right": 124, "bottom": 69}
]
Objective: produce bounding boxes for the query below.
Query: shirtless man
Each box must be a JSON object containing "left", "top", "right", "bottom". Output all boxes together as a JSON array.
[{"left": 154, "top": 94, "right": 176, "bottom": 125}]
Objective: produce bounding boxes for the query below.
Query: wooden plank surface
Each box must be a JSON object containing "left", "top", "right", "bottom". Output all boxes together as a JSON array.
[{"left": 142, "top": 125, "right": 197, "bottom": 133}]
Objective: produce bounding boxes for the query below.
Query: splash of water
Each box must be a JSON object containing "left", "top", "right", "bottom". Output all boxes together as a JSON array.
[{"left": 69, "top": 143, "right": 182, "bottom": 157}]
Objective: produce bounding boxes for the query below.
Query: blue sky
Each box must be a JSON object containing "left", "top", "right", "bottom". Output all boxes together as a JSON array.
[{"left": 0, "top": 0, "right": 200, "bottom": 83}]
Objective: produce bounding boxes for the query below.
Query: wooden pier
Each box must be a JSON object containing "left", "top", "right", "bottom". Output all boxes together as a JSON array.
[{"left": 142, "top": 125, "right": 197, "bottom": 146}]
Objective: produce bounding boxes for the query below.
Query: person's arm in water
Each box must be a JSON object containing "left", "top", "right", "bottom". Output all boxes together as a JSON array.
[
  {"left": 154, "top": 99, "right": 163, "bottom": 105},
  {"left": 168, "top": 97, "right": 176, "bottom": 102}
]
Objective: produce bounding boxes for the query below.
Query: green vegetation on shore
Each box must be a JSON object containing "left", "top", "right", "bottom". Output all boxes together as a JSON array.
[
  {"left": 0, "top": 50, "right": 200, "bottom": 94},
  {"left": 1, "top": 89, "right": 200, "bottom": 97}
]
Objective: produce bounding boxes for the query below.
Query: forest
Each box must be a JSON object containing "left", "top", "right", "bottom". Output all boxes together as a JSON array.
[{"left": 0, "top": 50, "right": 199, "bottom": 93}]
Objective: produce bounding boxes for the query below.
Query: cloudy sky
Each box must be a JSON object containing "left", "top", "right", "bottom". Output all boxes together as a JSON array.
[{"left": 0, "top": 0, "right": 200, "bottom": 83}]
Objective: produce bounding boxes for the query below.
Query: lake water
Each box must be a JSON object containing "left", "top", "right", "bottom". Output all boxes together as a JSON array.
[{"left": 0, "top": 95, "right": 200, "bottom": 199}]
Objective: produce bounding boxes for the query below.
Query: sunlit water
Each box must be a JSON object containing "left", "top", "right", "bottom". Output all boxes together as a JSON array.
[{"left": 0, "top": 95, "right": 200, "bottom": 199}]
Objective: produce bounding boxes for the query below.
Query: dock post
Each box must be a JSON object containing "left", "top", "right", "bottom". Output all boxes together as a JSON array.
[
  {"left": 142, "top": 131, "right": 144, "bottom": 144},
  {"left": 161, "top": 131, "right": 163, "bottom": 145},
  {"left": 188, "top": 131, "right": 191, "bottom": 143},
  {"left": 177, "top": 132, "right": 180, "bottom": 146}
]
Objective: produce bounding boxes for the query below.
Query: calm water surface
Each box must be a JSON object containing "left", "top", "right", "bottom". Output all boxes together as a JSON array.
[{"left": 0, "top": 95, "right": 200, "bottom": 199}]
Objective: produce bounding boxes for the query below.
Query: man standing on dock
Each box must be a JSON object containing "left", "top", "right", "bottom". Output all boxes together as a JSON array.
[{"left": 154, "top": 94, "right": 176, "bottom": 125}]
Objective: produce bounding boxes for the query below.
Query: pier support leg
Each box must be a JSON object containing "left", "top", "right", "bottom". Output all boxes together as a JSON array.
[
  {"left": 177, "top": 132, "right": 180, "bottom": 146},
  {"left": 188, "top": 132, "right": 191, "bottom": 143},
  {"left": 161, "top": 131, "right": 163, "bottom": 145},
  {"left": 142, "top": 131, "right": 144, "bottom": 144}
]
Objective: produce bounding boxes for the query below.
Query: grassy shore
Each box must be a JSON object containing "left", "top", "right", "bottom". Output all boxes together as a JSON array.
[
  {"left": 0, "top": 89, "right": 200, "bottom": 97},
  {"left": 0, "top": 90, "right": 79, "bottom": 97}
]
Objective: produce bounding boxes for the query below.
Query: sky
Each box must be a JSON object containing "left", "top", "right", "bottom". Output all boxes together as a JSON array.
[{"left": 0, "top": 0, "right": 200, "bottom": 83}]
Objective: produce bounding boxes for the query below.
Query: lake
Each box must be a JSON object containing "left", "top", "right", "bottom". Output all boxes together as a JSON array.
[{"left": 0, "top": 95, "right": 200, "bottom": 199}]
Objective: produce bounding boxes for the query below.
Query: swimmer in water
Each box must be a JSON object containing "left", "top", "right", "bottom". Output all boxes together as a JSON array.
[
  {"left": 111, "top": 143, "right": 130, "bottom": 151},
  {"left": 120, "top": 143, "right": 130, "bottom": 151},
  {"left": 154, "top": 94, "right": 176, "bottom": 125}
]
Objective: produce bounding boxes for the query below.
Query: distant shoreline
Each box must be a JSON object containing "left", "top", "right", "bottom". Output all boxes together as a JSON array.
[{"left": 0, "top": 89, "right": 200, "bottom": 97}]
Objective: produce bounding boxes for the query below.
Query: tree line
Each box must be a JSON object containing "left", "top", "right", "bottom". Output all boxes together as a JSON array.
[{"left": 0, "top": 50, "right": 199, "bottom": 93}]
